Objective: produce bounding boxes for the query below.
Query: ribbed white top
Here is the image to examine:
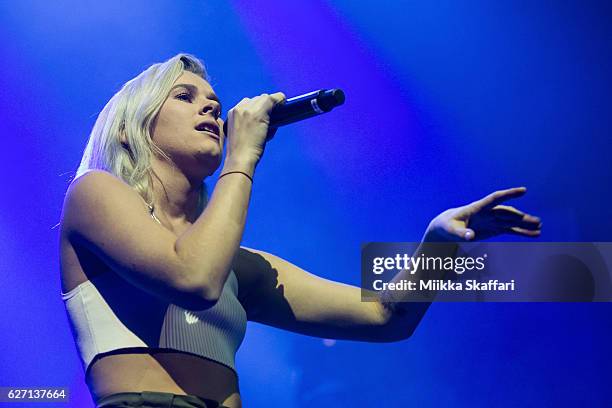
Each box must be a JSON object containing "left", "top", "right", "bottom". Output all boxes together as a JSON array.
[{"left": 61, "top": 269, "right": 247, "bottom": 377}]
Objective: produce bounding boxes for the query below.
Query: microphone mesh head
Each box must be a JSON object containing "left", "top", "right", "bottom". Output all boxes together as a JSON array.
[{"left": 320, "top": 89, "right": 345, "bottom": 111}]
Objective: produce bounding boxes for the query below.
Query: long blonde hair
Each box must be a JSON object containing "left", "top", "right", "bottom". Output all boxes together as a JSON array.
[{"left": 75, "top": 53, "right": 209, "bottom": 212}]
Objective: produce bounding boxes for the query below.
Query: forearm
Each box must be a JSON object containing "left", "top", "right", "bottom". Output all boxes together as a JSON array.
[
  {"left": 376, "top": 231, "right": 459, "bottom": 336},
  {"left": 174, "top": 158, "right": 256, "bottom": 300}
]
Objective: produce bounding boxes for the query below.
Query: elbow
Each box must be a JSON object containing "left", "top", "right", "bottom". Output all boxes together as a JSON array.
[
  {"left": 174, "top": 275, "right": 222, "bottom": 311},
  {"left": 176, "top": 287, "right": 220, "bottom": 311},
  {"left": 186, "top": 282, "right": 223, "bottom": 311},
  {"left": 374, "top": 305, "right": 417, "bottom": 342},
  {"left": 358, "top": 323, "right": 414, "bottom": 343},
  {"left": 375, "top": 301, "right": 429, "bottom": 342},
  {"left": 197, "top": 283, "right": 223, "bottom": 306},
  {"left": 171, "top": 258, "right": 228, "bottom": 310},
  {"left": 391, "top": 327, "right": 416, "bottom": 342}
]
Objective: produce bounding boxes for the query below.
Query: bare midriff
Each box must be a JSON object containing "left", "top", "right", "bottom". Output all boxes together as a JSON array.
[{"left": 87, "top": 350, "right": 241, "bottom": 408}]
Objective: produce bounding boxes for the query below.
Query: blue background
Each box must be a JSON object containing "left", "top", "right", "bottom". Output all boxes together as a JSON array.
[{"left": 0, "top": 1, "right": 610, "bottom": 406}]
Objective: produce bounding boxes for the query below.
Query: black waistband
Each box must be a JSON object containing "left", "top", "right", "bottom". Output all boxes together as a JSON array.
[{"left": 96, "top": 390, "right": 229, "bottom": 408}]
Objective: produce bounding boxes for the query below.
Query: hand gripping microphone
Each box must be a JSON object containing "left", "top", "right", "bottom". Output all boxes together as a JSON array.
[{"left": 222, "top": 88, "right": 345, "bottom": 135}]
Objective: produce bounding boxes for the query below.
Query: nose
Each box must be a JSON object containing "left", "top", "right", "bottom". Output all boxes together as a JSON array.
[{"left": 199, "top": 100, "right": 219, "bottom": 117}]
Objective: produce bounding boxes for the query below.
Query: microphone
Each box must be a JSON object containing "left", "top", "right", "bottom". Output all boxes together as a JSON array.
[{"left": 222, "top": 88, "right": 345, "bottom": 135}]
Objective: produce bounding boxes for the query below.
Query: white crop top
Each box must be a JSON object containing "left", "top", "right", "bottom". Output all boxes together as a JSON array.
[{"left": 61, "top": 268, "right": 247, "bottom": 377}]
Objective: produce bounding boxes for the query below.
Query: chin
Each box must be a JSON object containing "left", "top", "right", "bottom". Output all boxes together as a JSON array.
[{"left": 195, "top": 141, "right": 221, "bottom": 158}]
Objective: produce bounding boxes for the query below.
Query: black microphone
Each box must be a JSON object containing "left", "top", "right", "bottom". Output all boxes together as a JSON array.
[{"left": 222, "top": 88, "right": 345, "bottom": 135}]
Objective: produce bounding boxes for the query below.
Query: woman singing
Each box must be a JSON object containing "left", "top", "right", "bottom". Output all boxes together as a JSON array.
[{"left": 59, "top": 54, "right": 541, "bottom": 408}]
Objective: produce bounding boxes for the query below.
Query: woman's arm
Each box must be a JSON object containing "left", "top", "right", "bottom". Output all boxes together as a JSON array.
[
  {"left": 234, "top": 187, "right": 542, "bottom": 342},
  {"left": 62, "top": 167, "right": 253, "bottom": 310},
  {"left": 234, "top": 246, "right": 401, "bottom": 342}
]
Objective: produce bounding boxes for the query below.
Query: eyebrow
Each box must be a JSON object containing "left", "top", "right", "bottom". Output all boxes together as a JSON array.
[{"left": 170, "top": 83, "right": 222, "bottom": 111}]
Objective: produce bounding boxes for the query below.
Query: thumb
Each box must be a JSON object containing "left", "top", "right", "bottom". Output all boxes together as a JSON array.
[
  {"left": 452, "top": 227, "right": 475, "bottom": 241},
  {"left": 271, "top": 92, "right": 286, "bottom": 105}
]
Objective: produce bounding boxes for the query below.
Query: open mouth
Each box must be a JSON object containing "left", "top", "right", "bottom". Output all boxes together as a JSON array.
[
  {"left": 195, "top": 122, "right": 220, "bottom": 139},
  {"left": 196, "top": 129, "right": 220, "bottom": 140}
]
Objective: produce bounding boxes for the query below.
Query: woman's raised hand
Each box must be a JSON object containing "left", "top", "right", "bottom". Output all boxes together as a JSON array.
[
  {"left": 223, "top": 92, "right": 286, "bottom": 166},
  {"left": 424, "top": 187, "right": 542, "bottom": 242}
]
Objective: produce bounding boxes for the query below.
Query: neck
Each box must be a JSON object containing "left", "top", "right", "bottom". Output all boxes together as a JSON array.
[{"left": 150, "top": 159, "right": 204, "bottom": 225}]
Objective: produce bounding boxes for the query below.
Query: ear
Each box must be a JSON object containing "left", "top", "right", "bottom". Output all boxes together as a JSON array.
[{"left": 119, "top": 124, "right": 129, "bottom": 148}]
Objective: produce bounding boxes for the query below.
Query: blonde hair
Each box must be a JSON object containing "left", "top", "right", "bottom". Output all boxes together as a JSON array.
[{"left": 75, "top": 53, "right": 209, "bottom": 212}]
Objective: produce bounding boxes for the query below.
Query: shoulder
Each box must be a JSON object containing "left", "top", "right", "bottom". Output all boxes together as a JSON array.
[
  {"left": 61, "top": 170, "right": 148, "bottom": 236},
  {"left": 67, "top": 169, "right": 133, "bottom": 198},
  {"left": 65, "top": 170, "right": 144, "bottom": 209}
]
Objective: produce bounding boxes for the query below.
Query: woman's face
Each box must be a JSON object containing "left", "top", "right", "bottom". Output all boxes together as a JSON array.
[{"left": 150, "top": 71, "right": 224, "bottom": 177}]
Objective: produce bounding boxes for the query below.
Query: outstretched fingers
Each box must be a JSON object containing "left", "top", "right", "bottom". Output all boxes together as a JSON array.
[
  {"left": 489, "top": 204, "right": 542, "bottom": 237},
  {"left": 492, "top": 205, "right": 541, "bottom": 227},
  {"left": 471, "top": 187, "right": 527, "bottom": 212},
  {"left": 508, "top": 226, "right": 542, "bottom": 237}
]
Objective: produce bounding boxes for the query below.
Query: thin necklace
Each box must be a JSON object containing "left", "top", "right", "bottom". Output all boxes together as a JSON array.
[{"left": 147, "top": 203, "right": 162, "bottom": 225}]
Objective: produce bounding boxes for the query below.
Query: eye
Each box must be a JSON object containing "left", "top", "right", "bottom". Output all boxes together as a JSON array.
[{"left": 175, "top": 92, "right": 193, "bottom": 102}]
